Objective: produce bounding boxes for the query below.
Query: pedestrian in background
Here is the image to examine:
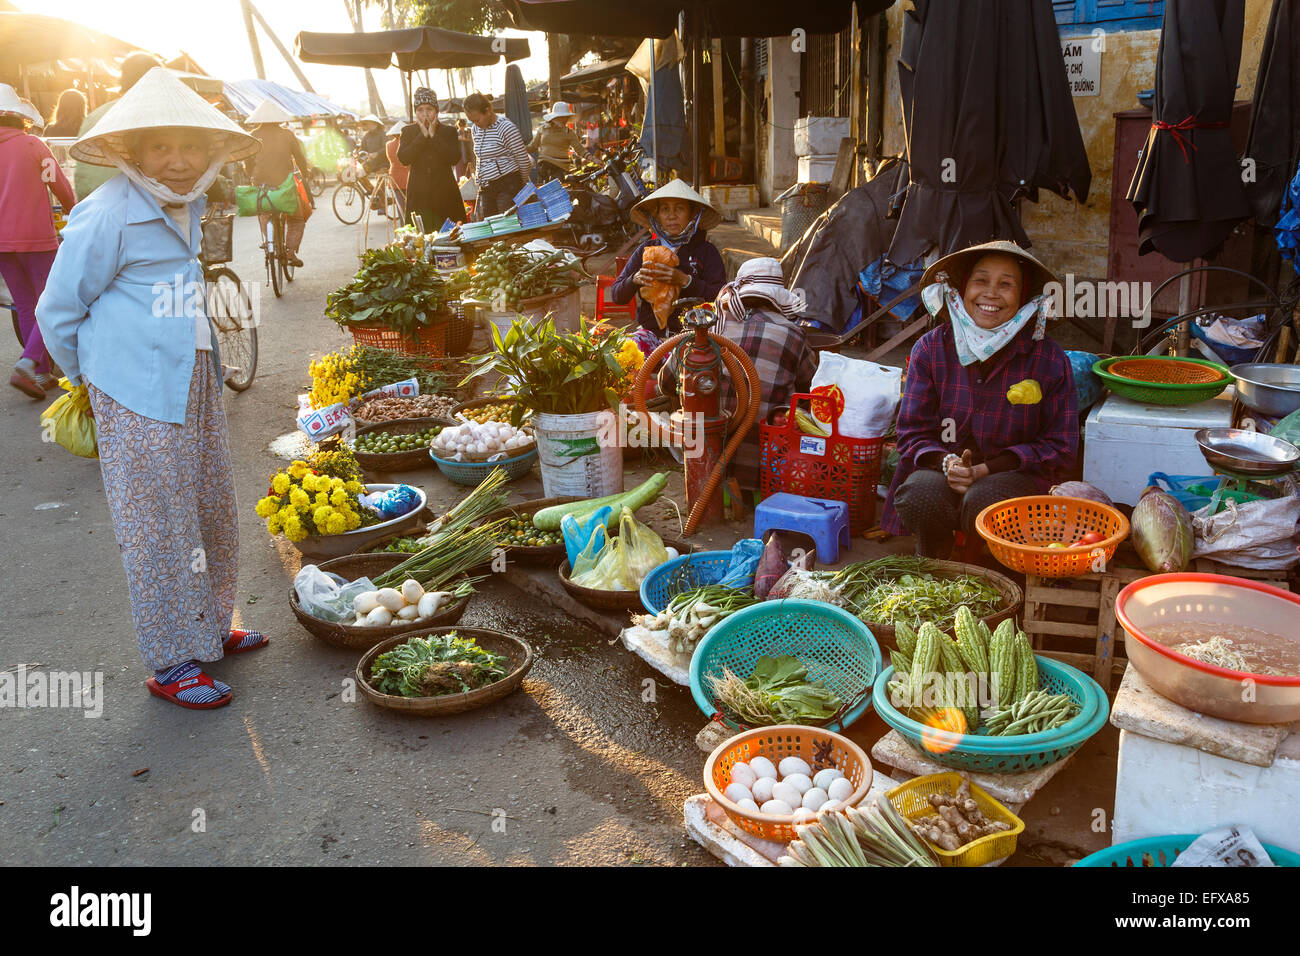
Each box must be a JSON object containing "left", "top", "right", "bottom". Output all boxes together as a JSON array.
[
  {"left": 463, "top": 91, "right": 531, "bottom": 218},
  {"left": 243, "top": 98, "right": 310, "bottom": 269},
  {"left": 385, "top": 120, "right": 410, "bottom": 223},
  {"left": 36, "top": 68, "right": 269, "bottom": 710},
  {"left": 45, "top": 88, "right": 86, "bottom": 138},
  {"left": 454, "top": 116, "right": 474, "bottom": 182},
  {"left": 0, "top": 83, "right": 75, "bottom": 398},
  {"left": 397, "top": 88, "right": 463, "bottom": 231},
  {"left": 73, "top": 52, "right": 162, "bottom": 200},
  {"left": 529, "top": 101, "right": 589, "bottom": 183}
]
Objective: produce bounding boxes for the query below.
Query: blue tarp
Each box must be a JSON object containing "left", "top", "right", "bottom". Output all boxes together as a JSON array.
[
  {"left": 1276, "top": 165, "right": 1300, "bottom": 275},
  {"left": 223, "top": 78, "right": 357, "bottom": 120}
]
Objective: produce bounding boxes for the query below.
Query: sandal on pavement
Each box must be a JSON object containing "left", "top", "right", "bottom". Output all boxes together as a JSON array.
[
  {"left": 10, "top": 361, "right": 44, "bottom": 400},
  {"left": 146, "top": 661, "right": 232, "bottom": 710},
  {"left": 223, "top": 628, "right": 269, "bottom": 654}
]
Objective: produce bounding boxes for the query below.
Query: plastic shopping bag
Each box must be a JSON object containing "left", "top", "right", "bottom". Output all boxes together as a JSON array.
[
  {"left": 294, "top": 565, "right": 377, "bottom": 623},
  {"left": 561, "top": 506, "right": 612, "bottom": 569},
  {"left": 1192, "top": 494, "right": 1300, "bottom": 569},
  {"left": 40, "top": 378, "right": 98, "bottom": 459},
  {"left": 572, "top": 508, "right": 668, "bottom": 591},
  {"left": 810, "top": 352, "right": 901, "bottom": 439},
  {"left": 717, "top": 538, "right": 763, "bottom": 589}
]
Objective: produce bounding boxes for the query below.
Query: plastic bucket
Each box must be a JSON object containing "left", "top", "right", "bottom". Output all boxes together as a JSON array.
[{"left": 533, "top": 409, "right": 624, "bottom": 498}]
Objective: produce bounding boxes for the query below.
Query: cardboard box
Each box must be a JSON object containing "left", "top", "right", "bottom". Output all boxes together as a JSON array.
[
  {"left": 700, "top": 184, "right": 759, "bottom": 220},
  {"left": 797, "top": 154, "right": 837, "bottom": 184}
]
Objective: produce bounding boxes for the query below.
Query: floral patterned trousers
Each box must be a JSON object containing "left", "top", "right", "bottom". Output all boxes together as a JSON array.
[{"left": 87, "top": 355, "right": 238, "bottom": 670}]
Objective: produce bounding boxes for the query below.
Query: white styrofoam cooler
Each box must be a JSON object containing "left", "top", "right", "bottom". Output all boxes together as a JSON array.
[
  {"left": 1113, "top": 728, "right": 1300, "bottom": 852},
  {"left": 1082, "top": 390, "right": 1235, "bottom": 506},
  {"left": 701, "top": 184, "right": 760, "bottom": 221},
  {"left": 797, "top": 154, "right": 837, "bottom": 184},
  {"left": 794, "top": 116, "right": 850, "bottom": 156}
]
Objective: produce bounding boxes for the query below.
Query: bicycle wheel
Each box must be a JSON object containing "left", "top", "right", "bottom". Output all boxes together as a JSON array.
[
  {"left": 307, "top": 166, "right": 325, "bottom": 197},
  {"left": 265, "top": 219, "right": 283, "bottom": 299},
  {"left": 206, "top": 267, "right": 257, "bottom": 391},
  {"left": 278, "top": 215, "right": 295, "bottom": 283},
  {"left": 332, "top": 182, "right": 365, "bottom": 225}
]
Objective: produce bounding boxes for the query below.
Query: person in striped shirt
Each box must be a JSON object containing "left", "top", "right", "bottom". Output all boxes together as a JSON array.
[{"left": 463, "top": 92, "right": 532, "bottom": 219}]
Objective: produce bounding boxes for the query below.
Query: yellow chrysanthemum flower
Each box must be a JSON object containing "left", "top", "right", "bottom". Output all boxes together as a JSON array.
[
  {"left": 300, "top": 473, "right": 317, "bottom": 493},
  {"left": 325, "top": 513, "right": 347, "bottom": 535},
  {"left": 266, "top": 514, "right": 283, "bottom": 535},
  {"left": 285, "top": 521, "right": 308, "bottom": 542},
  {"left": 288, "top": 461, "right": 308, "bottom": 479},
  {"left": 330, "top": 488, "right": 348, "bottom": 507},
  {"left": 254, "top": 496, "right": 279, "bottom": 518},
  {"left": 313, "top": 505, "right": 333, "bottom": 526},
  {"left": 289, "top": 487, "right": 310, "bottom": 509},
  {"left": 345, "top": 510, "right": 361, "bottom": 530},
  {"left": 345, "top": 480, "right": 363, "bottom": 494},
  {"left": 271, "top": 473, "right": 291, "bottom": 495}
]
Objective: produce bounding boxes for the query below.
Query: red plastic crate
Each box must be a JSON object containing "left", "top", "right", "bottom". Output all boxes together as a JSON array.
[{"left": 758, "top": 392, "right": 883, "bottom": 535}]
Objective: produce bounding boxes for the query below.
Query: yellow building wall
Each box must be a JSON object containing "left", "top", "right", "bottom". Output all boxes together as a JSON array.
[{"left": 877, "top": 0, "right": 1273, "bottom": 280}]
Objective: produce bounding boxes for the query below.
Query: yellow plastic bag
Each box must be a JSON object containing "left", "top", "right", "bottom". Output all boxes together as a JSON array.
[
  {"left": 571, "top": 507, "right": 669, "bottom": 591},
  {"left": 40, "top": 378, "right": 98, "bottom": 459}
]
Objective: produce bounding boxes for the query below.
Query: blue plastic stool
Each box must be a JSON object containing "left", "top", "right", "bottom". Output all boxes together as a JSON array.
[{"left": 753, "top": 493, "right": 851, "bottom": 564}]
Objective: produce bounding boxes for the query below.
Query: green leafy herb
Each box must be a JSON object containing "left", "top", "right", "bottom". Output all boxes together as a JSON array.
[
  {"left": 326, "top": 247, "right": 447, "bottom": 337},
  {"left": 369, "top": 631, "right": 508, "bottom": 698},
  {"left": 707, "top": 655, "right": 844, "bottom": 727}
]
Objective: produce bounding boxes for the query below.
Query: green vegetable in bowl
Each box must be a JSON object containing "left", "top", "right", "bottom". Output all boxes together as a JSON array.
[
  {"left": 369, "top": 631, "right": 508, "bottom": 698},
  {"left": 707, "top": 655, "right": 844, "bottom": 727}
]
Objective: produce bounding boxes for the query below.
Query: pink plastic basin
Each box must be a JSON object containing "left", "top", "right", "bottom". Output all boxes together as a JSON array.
[{"left": 1115, "top": 573, "right": 1300, "bottom": 724}]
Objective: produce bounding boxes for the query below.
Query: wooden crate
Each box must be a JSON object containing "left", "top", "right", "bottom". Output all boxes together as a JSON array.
[{"left": 1022, "top": 557, "right": 1292, "bottom": 692}]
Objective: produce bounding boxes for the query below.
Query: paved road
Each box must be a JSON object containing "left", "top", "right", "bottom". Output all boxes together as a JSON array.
[{"left": 0, "top": 209, "right": 715, "bottom": 866}]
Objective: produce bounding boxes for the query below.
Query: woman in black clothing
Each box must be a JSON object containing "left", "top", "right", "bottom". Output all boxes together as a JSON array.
[{"left": 396, "top": 88, "right": 464, "bottom": 231}]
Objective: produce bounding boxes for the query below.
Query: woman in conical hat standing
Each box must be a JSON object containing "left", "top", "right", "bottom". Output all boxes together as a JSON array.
[
  {"left": 35, "top": 67, "right": 269, "bottom": 709},
  {"left": 880, "top": 240, "right": 1079, "bottom": 559},
  {"left": 608, "top": 179, "right": 726, "bottom": 336}
]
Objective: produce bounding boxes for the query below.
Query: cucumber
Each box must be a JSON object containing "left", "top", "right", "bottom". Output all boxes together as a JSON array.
[{"left": 531, "top": 472, "right": 668, "bottom": 531}]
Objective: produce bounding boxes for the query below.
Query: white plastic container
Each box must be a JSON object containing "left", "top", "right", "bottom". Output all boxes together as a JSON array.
[
  {"left": 794, "top": 116, "right": 850, "bottom": 156},
  {"left": 534, "top": 409, "right": 624, "bottom": 498},
  {"left": 797, "top": 154, "right": 837, "bottom": 184},
  {"left": 1081, "top": 390, "right": 1234, "bottom": 506}
]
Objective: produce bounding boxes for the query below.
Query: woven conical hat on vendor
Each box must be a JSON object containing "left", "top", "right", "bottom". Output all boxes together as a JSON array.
[
  {"left": 918, "top": 240, "right": 1062, "bottom": 367},
  {"left": 631, "top": 179, "right": 721, "bottom": 233},
  {"left": 0, "top": 83, "right": 40, "bottom": 128},
  {"left": 245, "top": 98, "right": 293, "bottom": 126}
]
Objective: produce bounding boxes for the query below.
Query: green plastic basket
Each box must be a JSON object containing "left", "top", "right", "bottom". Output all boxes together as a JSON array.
[
  {"left": 871, "top": 656, "right": 1109, "bottom": 773},
  {"left": 1092, "top": 356, "right": 1230, "bottom": 406},
  {"left": 1075, "top": 835, "right": 1300, "bottom": 867},
  {"left": 689, "top": 599, "right": 882, "bottom": 733}
]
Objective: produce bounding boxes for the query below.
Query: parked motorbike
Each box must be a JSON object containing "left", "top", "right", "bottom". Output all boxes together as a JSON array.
[{"left": 552, "top": 143, "right": 651, "bottom": 257}]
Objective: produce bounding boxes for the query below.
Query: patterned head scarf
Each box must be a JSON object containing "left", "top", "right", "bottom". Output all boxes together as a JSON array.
[{"left": 413, "top": 88, "right": 439, "bottom": 108}]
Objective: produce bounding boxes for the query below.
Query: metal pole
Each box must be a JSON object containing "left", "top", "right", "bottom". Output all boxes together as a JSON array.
[
  {"left": 650, "top": 38, "right": 659, "bottom": 187},
  {"left": 691, "top": 8, "right": 701, "bottom": 188}
]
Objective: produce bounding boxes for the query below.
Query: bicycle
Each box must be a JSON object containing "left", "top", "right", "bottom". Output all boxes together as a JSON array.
[
  {"left": 306, "top": 165, "right": 326, "bottom": 198},
  {"left": 200, "top": 208, "right": 257, "bottom": 391},
  {"left": 333, "top": 151, "right": 400, "bottom": 225}
]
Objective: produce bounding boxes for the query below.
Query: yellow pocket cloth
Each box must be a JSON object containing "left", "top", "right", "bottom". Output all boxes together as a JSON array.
[{"left": 1006, "top": 379, "right": 1043, "bottom": 405}]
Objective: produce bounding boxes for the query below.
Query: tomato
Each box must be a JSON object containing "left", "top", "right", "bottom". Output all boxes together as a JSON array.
[{"left": 1079, "top": 531, "right": 1106, "bottom": 545}]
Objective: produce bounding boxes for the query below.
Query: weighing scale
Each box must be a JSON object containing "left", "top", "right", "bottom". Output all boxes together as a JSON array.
[{"left": 1194, "top": 427, "right": 1300, "bottom": 514}]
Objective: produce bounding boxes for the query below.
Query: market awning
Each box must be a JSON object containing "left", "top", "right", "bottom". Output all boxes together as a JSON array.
[
  {"left": 294, "top": 27, "right": 529, "bottom": 72},
  {"left": 559, "top": 58, "right": 630, "bottom": 89},
  {"left": 0, "top": 11, "right": 136, "bottom": 67},
  {"left": 503, "top": 0, "right": 885, "bottom": 38},
  {"left": 224, "top": 78, "right": 357, "bottom": 120}
]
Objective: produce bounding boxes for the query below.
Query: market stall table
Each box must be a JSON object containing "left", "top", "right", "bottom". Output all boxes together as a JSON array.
[{"left": 1109, "top": 667, "right": 1300, "bottom": 850}]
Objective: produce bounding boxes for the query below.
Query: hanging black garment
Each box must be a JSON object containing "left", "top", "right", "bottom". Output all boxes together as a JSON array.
[
  {"left": 887, "top": 0, "right": 1090, "bottom": 266},
  {"left": 1127, "top": 0, "right": 1250, "bottom": 262},
  {"left": 1243, "top": 0, "right": 1300, "bottom": 225}
]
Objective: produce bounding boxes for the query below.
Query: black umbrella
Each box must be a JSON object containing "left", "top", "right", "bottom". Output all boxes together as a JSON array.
[
  {"left": 888, "top": 0, "right": 1090, "bottom": 267},
  {"left": 295, "top": 28, "right": 529, "bottom": 71},
  {"left": 1126, "top": 1, "right": 1249, "bottom": 262},
  {"left": 503, "top": 0, "right": 864, "bottom": 38},
  {"left": 1243, "top": 0, "right": 1300, "bottom": 226}
]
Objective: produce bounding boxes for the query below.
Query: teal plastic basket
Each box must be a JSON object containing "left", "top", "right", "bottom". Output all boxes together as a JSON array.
[
  {"left": 1075, "top": 835, "right": 1300, "bottom": 868},
  {"left": 871, "top": 656, "right": 1110, "bottom": 773},
  {"left": 639, "top": 551, "right": 734, "bottom": 615},
  {"left": 429, "top": 448, "right": 537, "bottom": 486},
  {"left": 690, "top": 599, "right": 883, "bottom": 733}
]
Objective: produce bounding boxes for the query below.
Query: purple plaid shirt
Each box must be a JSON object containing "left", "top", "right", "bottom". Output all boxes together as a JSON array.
[{"left": 881, "top": 322, "right": 1079, "bottom": 535}]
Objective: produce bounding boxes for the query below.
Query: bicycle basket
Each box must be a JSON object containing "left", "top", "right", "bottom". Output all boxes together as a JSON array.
[{"left": 200, "top": 215, "right": 234, "bottom": 265}]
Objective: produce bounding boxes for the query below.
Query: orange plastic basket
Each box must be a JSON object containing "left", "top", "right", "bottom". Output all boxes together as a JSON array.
[
  {"left": 1108, "top": 357, "right": 1227, "bottom": 385},
  {"left": 348, "top": 319, "right": 448, "bottom": 358},
  {"left": 975, "top": 495, "right": 1129, "bottom": 579},
  {"left": 703, "top": 725, "right": 872, "bottom": 844}
]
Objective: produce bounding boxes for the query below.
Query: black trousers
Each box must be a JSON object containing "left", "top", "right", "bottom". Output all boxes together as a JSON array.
[
  {"left": 892, "top": 468, "right": 1039, "bottom": 558},
  {"left": 478, "top": 171, "right": 526, "bottom": 218}
]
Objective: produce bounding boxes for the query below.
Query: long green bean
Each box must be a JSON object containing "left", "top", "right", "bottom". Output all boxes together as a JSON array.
[{"left": 830, "top": 558, "right": 1003, "bottom": 630}]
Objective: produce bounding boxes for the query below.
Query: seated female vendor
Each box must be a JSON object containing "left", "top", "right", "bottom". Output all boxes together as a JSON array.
[
  {"left": 609, "top": 179, "right": 726, "bottom": 337},
  {"left": 881, "top": 241, "right": 1079, "bottom": 559}
]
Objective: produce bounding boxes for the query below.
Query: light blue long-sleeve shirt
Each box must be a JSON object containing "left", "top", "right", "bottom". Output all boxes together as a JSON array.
[{"left": 35, "top": 174, "right": 222, "bottom": 424}]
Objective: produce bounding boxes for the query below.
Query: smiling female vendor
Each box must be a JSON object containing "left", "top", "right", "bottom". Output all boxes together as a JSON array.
[{"left": 881, "top": 240, "right": 1079, "bottom": 558}]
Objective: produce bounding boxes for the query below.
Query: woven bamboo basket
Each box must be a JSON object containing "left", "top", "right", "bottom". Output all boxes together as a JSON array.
[
  {"left": 288, "top": 553, "right": 470, "bottom": 650},
  {"left": 352, "top": 416, "right": 457, "bottom": 473},
  {"left": 356, "top": 627, "right": 534, "bottom": 715},
  {"left": 557, "top": 538, "right": 695, "bottom": 613}
]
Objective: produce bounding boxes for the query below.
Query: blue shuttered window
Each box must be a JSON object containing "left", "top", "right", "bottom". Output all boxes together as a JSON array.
[{"left": 1054, "top": 0, "right": 1165, "bottom": 36}]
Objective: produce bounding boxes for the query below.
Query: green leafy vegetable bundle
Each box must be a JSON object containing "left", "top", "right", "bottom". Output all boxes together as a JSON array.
[
  {"left": 326, "top": 246, "right": 447, "bottom": 337},
  {"left": 707, "top": 655, "right": 844, "bottom": 727},
  {"left": 369, "top": 632, "right": 508, "bottom": 698}
]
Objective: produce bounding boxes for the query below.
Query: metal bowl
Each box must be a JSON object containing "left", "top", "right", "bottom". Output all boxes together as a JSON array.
[
  {"left": 1230, "top": 363, "right": 1300, "bottom": 417},
  {"left": 1193, "top": 427, "right": 1299, "bottom": 476},
  {"left": 1116, "top": 574, "right": 1300, "bottom": 724}
]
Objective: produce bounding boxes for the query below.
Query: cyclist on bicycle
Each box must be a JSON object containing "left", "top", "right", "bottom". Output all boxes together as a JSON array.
[{"left": 243, "top": 99, "right": 310, "bottom": 268}]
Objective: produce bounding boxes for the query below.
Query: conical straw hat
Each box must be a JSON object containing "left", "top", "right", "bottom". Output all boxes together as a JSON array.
[
  {"left": 246, "top": 98, "right": 292, "bottom": 125},
  {"left": 630, "top": 178, "right": 721, "bottom": 231},
  {"left": 919, "top": 239, "right": 1061, "bottom": 320},
  {"left": 71, "top": 67, "right": 259, "bottom": 166},
  {"left": 0, "top": 83, "right": 36, "bottom": 127}
]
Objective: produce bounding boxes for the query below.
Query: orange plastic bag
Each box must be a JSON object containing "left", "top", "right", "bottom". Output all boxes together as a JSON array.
[{"left": 640, "top": 245, "right": 679, "bottom": 329}]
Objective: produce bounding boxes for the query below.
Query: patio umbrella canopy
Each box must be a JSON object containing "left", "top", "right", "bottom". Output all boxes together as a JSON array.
[
  {"left": 504, "top": 63, "right": 532, "bottom": 141},
  {"left": 1243, "top": 0, "right": 1300, "bottom": 226},
  {"left": 503, "top": 0, "right": 876, "bottom": 38},
  {"left": 887, "top": 0, "right": 1091, "bottom": 267},
  {"left": 0, "top": 11, "right": 135, "bottom": 67},
  {"left": 295, "top": 27, "right": 529, "bottom": 72},
  {"left": 1126, "top": 0, "right": 1250, "bottom": 262}
]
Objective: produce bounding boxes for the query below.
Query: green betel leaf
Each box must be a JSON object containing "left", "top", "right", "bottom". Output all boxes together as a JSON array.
[{"left": 563, "top": 360, "right": 598, "bottom": 384}]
